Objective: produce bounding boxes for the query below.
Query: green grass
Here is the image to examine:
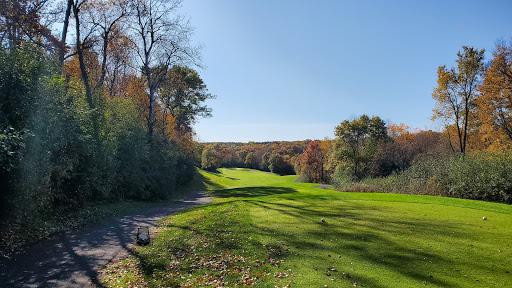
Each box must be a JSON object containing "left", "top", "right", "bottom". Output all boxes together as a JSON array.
[{"left": 101, "top": 168, "right": 512, "bottom": 287}]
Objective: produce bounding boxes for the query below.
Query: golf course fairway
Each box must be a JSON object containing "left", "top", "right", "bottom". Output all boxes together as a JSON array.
[{"left": 101, "top": 168, "right": 512, "bottom": 287}]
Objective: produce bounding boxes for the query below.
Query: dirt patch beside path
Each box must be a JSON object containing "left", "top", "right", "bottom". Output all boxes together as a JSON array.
[{"left": 0, "top": 190, "right": 211, "bottom": 288}]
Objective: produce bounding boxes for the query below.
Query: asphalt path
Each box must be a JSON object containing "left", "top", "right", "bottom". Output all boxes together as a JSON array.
[{"left": 0, "top": 190, "right": 211, "bottom": 287}]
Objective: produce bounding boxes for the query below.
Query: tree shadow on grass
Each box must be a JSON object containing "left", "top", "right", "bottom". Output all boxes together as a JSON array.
[
  {"left": 244, "top": 199, "right": 471, "bottom": 287},
  {"left": 212, "top": 186, "right": 297, "bottom": 198},
  {"left": 178, "top": 169, "right": 225, "bottom": 192},
  {"left": 201, "top": 169, "right": 240, "bottom": 180}
]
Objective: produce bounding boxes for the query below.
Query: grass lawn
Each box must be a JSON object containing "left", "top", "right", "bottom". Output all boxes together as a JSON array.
[{"left": 100, "top": 168, "right": 512, "bottom": 287}]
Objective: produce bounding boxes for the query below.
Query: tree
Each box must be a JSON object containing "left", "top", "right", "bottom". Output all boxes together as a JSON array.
[
  {"left": 477, "top": 41, "right": 512, "bottom": 150},
  {"left": 372, "top": 129, "right": 442, "bottom": 177},
  {"left": 244, "top": 152, "right": 258, "bottom": 169},
  {"left": 268, "top": 153, "right": 294, "bottom": 175},
  {"left": 130, "top": 0, "right": 200, "bottom": 138},
  {"left": 237, "top": 150, "right": 249, "bottom": 166},
  {"left": 201, "top": 145, "right": 221, "bottom": 171},
  {"left": 432, "top": 46, "right": 485, "bottom": 155},
  {"left": 84, "top": 0, "right": 130, "bottom": 92},
  {"left": 158, "top": 65, "right": 214, "bottom": 139},
  {"left": 0, "top": 0, "right": 202, "bottom": 227},
  {"left": 68, "top": 0, "right": 108, "bottom": 145},
  {"left": 333, "top": 115, "right": 388, "bottom": 180},
  {"left": 300, "top": 140, "right": 324, "bottom": 183},
  {"left": 0, "top": 0, "right": 60, "bottom": 50},
  {"left": 260, "top": 152, "right": 271, "bottom": 171}
]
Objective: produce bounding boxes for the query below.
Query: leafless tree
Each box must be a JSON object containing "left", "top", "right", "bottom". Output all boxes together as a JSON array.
[{"left": 129, "top": 0, "right": 201, "bottom": 138}]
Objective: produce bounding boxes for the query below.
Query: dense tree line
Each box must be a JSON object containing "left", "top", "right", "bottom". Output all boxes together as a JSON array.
[
  {"left": 200, "top": 141, "right": 308, "bottom": 175},
  {"left": 0, "top": 0, "right": 212, "bottom": 224}
]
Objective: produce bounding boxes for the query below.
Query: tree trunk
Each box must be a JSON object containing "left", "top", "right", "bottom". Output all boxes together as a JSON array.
[
  {"left": 144, "top": 65, "right": 155, "bottom": 138},
  {"left": 59, "top": 0, "right": 73, "bottom": 64},
  {"left": 73, "top": 2, "right": 99, "bottom": 144}
]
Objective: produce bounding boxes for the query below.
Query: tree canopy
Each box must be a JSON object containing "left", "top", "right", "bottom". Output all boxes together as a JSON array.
[{"left": 334, "top": 115, "right": 389, "bottom": 180}]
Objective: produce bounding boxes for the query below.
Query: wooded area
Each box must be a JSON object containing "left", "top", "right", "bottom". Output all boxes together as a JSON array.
[{"left": 0, "top": 0, "right": 212, "bottom": 225}]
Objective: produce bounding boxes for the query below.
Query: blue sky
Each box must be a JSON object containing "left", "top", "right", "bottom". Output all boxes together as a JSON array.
[{"left": 181, "top": 0, "right": 512, "bottom": 142}]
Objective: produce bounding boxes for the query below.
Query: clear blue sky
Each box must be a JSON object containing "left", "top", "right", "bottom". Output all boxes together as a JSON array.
[{"left": 181, "top": 0, "right": 512, "bottom": 142}]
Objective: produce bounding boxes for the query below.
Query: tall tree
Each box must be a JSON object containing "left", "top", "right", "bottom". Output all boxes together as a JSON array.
[
  {"left": 0, "top": 0, "right": 60, "bottom": 49},
  {"left": 260, "top": 152, "right": 271, "bottom": 171},
  {"left": 244, "top": 152, "right": 258, "bottom": 169},
  {"left": 432, "top": 46, "right": 485, "bottom": 155},
  {"left": 130, "top": 0, "right": 200, "bottom": 138},
  {"left": 85, "top": 0, "right": 129, "bottom": 92},
  {"left": 333, "top": 115, "right": 388, "bottom": 180},
  {"left": 268, "top": 153, "right": 288, "bottom": 175},
  {"left": 60, "top": 0, "right": 73, "bottom": 64},
  {"left": 70, "top": 0, "right": 103, "bottom": 143},
  {"left": 201, "top": 144, "right": 221, "bottom": 171},
  {"left": 477, "top": 41, "right": 512, "bottom": 150}
]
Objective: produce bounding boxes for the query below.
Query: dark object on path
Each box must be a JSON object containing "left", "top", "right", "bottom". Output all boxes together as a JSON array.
[{"left": 137, "top": 227, "right": 150, "bottom": 246}]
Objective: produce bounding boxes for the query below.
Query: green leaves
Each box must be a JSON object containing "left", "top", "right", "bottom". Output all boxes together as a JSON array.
[
  {"left": 159, "top": 65, "right": 215, "bottom": 132},
  {"left": 0, "top": 126, "right": 29, "bottom": 172},
  {"left": 333, "top": 115, "right": 389, "bottom": 180}
]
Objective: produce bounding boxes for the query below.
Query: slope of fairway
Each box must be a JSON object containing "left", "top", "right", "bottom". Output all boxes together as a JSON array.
[
  {"left": 101, "top": 168, "right": 512, "bottom": 287},
  {"left": 207, "top": 169, "right": 512, "bottom": 287}
]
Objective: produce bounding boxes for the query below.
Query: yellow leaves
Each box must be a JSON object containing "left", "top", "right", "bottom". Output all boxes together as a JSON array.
[
  {"left": 387, "top": 122, "right": 410, "bottom": 139},
  {"left": 474, "top": 42, "right": 512, "bottom": 151}
]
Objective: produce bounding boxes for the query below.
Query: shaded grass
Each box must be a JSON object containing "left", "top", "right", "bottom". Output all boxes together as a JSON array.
[{"left": 101, "top": 168, "right": 512, "bottom": 287}]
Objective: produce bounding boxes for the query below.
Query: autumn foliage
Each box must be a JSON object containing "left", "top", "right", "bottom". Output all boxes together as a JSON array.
[
  {"left": 0, "top": 0, "right": 211, "bottom": 225},
  {"left": 300, "top": 140, "right": 324, "bottom": 183}
]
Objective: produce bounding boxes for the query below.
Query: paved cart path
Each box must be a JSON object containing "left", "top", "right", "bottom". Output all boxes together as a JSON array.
[{"left": 0, "top": 191, "right": 211, "bottom": 287}]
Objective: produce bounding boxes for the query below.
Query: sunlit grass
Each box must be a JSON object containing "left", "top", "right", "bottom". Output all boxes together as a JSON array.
[
  {"left": 101, "top": 168, "right": 512, "bottom": 287},
  {"left": 101, "top": 201, "right": 292, "bottom": 287}
]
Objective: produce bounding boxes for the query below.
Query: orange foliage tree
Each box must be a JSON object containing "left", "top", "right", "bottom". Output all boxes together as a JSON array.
[
  {"left": 432, "top": 46, "right": 485, "bottom": 155},
  {"left": 477, "top": 42, "right": 512, "bottom": 151},
  {"left": 300, "top": 140, "right": 325, "bottom": 183}
]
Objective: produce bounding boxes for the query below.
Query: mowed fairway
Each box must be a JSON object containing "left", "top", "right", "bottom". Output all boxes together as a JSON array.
[{"left": 101, "top": 168, "right": 512, "bottom": 287}]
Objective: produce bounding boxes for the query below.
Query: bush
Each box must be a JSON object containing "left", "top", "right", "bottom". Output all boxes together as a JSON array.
[
  {"left": 444, "top": 153, "right": 512, "bottom": 203},
  {"left": 334, "top": 152, "right": 512, "bottom": 204}
]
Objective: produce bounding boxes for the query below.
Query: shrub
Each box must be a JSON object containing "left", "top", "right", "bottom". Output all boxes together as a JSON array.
[
  {"left": 445, "top": 153, "right": 512, "bottom": 203},
  {"left": 334, "top": 152, "right": 512, "bottom": 204}
]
